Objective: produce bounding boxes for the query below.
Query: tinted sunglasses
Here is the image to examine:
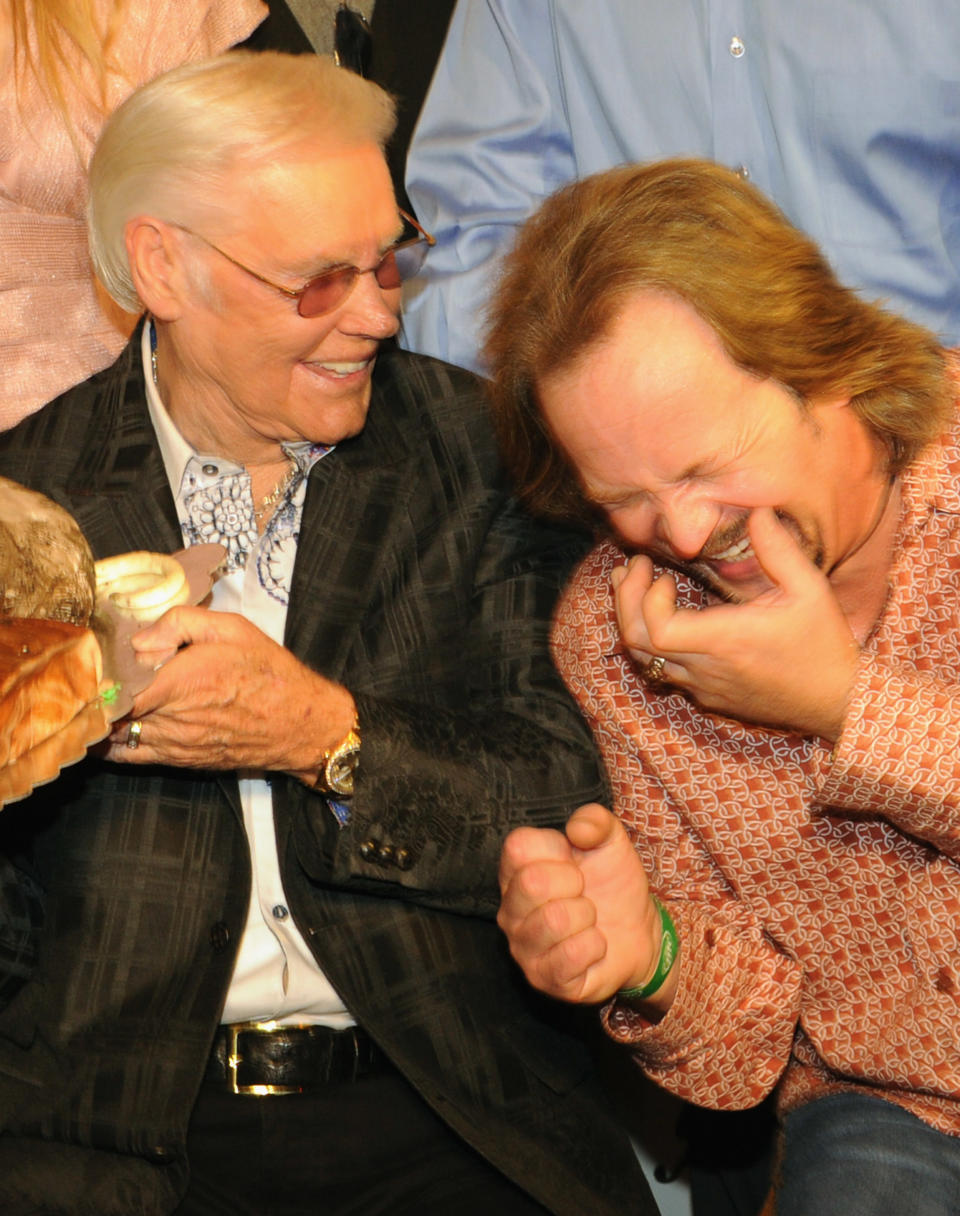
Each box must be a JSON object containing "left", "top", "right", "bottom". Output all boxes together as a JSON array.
[{"left": 174, "top": 209, "right": 435, "bottom": 318}]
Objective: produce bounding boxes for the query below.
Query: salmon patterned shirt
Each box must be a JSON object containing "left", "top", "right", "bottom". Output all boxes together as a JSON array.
[{"left": 552, "top": 370, "right": 960, "bottom": 1135}]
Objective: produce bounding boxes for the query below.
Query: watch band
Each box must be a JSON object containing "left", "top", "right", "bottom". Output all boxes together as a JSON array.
[{"left": 320, "top": 717, "right": 361, "bottom": 797}]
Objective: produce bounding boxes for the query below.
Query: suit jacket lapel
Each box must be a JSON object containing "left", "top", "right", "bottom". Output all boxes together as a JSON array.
[
  {"left": 285, "top": 369, "right": 417, "bottom": 680},
  {"left": 52, "top": 334, "right": 242, "bottom": 817},
  {"left": 58, "top": 336, "right": 182, "bottom": 560}
]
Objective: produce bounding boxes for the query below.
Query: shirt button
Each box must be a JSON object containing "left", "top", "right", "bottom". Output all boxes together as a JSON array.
[
  {"left": 272, "top": 904, "right": 289, "bottom": 921},
  {"left": 202, "top": 463, "right": 219, "bottom": 476},
  {"left": 729, "top": 35, "right": 745, "bottom": 57},
  {"left": 734, "top": 163, "right": 750, "bottom": 180}
]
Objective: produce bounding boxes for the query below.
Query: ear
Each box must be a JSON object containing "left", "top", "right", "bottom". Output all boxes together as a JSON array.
[{"left": 124, "top": 217, "right": 188, "bottom": 321}]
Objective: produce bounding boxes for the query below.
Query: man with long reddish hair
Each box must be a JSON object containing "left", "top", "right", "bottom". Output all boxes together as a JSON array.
[{"left": 493, "top": 159, "right": 960, "bottom": 1216}]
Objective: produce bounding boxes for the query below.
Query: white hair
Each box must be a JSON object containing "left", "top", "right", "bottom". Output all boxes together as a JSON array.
[{"left": 87, "top": 51, "right": 397, "bottom": 311}]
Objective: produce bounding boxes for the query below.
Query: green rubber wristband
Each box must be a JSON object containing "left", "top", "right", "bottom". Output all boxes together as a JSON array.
[{"left": 617, "top": 898, "right": 678, "bottom": 1002}]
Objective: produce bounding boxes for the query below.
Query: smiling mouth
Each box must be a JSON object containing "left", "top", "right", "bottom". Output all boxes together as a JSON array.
[
  {"left": 702, "top": 533, "right": 753, "bottom": 565},
  {"left": 312, "top": 358, "right": 373, "bottom": 378}
]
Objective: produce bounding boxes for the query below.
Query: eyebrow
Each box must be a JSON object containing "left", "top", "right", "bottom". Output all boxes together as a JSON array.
[
  {"left": 288, "top": 221, "right": 407, "bottom": 283},
  {"left": 581, "top": 484, "right": 643, "bottom": 508},
  {"left": 580, "top": 457, "right": 720, "bottom": 508},
  {"left": 677, "top": 458, "right": 715, "bottom": 481}
]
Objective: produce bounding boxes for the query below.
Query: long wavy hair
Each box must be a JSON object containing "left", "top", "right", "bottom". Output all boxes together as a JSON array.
[
  {"left": 9, "top": 0, "right": 128, "bottom": 128},
  {"left": 485, "top": 158, "right": 951, "bottom": 525}
]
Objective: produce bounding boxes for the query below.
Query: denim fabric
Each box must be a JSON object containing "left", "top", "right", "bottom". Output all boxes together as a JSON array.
[{"left": 779, "top": 1093, "right": 960, "bottom": 1216}]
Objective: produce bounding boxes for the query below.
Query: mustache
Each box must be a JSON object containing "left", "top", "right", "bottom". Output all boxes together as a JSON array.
[
  {"left": 698, "top": 516, "right": 751, "bottom": 561},
  {"left": 634, "top": 511, "right": 809, "bottom": 605}
]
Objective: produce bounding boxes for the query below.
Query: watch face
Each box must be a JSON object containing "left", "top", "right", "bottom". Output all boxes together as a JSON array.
[
  {"left": 328, "top": 754, "right": 356, "bottom": 796},
  {"left": 325, "top": 730, "right": 360, "bottom": 796}
]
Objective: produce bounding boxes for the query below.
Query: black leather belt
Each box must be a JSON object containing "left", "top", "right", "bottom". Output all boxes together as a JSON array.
[{"left": 208, "top": 1021, "right": 391, "bottom": 1095}]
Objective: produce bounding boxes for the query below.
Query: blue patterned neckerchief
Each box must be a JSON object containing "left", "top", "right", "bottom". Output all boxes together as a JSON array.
[
  {"left": 178, "top": 440, "right": 328, "bottom": 605},
  {"left": 149, "top": 322, "right": 331, "bottom": 603}
]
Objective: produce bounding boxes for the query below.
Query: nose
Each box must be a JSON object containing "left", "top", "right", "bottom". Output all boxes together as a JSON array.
[
  {"left": 654, "top": 488, "right": 722, "bottom": 560},
  {"left": 339, "top": 270, "right": 401, "bottom": 340}
]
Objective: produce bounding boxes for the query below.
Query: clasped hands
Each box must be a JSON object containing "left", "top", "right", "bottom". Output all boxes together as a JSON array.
[
  {"left": 615, "top": 507, "right": 860, "bottom": 742},
  {"left": 104, "top": 606, "right": 355, "bottom": 778}
]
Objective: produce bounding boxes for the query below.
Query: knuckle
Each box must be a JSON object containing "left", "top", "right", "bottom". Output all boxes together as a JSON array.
[
  {"left": 540, "top": 897, "right": 570, "bottom": 939},
  {"left": 515, "top": 863, "right": 549, "bottom": 903}
]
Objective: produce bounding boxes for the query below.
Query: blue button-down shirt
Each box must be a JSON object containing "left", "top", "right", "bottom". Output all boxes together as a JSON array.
[{"left": 403, "top": 0, "right": 960, "bottom": 374}]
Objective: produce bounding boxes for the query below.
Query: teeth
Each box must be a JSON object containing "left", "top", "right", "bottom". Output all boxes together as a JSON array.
[
  {"left": 708, "top": 535, "right": 753, "bottom": 563},
  {"left": 319, "top": 360, "right": 368, "bottom": 376}
]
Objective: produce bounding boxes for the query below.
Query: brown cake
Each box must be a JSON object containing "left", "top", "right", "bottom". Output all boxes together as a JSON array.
[
  {"left": 0, "top": 479, "right": 103, "bottom": 779},
  {"left": 0, "top": 479, "right": 193, "bottom": 787},
  {"left": 0, "top": 619, "right": 103, "bottom": 768}
]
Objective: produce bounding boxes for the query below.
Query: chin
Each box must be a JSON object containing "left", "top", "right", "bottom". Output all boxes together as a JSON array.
[{"left": 294, "top": 394, "right": 371, "bottom": 446}]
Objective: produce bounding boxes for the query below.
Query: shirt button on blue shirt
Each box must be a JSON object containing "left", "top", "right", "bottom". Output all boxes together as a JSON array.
[{"left": 729, "top": 35, "right": 745, "bottom": 58}]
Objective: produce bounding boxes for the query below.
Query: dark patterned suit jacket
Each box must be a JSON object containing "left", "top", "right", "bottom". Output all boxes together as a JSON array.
[{"left": 0, "top": 337, "right": 657, "bottom": 1216}]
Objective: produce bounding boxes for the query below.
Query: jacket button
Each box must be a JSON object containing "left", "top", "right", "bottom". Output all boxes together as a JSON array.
[
  {"left": 359, "top": 838, "right": 378, "bottom": 860},
  {"left": 377, "top": 843, "right": 395, "bottom": 865},
  {"left": 210, "top": 922, "right": 231, "bottom": 952},
  {"left": 395, "top": 847, "right": 413, "bottom": 870}
]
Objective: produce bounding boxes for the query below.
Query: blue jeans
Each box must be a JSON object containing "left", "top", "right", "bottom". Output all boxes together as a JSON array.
[{"left": 778, "top": 1092, "right": 960, "bottom": 1216}]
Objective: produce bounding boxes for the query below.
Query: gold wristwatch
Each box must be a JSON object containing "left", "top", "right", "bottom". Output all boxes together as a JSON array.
[{"left": 321, "top": 719, "right": 361, "bottom": 796}]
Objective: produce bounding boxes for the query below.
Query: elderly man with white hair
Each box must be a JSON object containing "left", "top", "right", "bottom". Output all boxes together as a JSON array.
[{"left": 0, "top": 52, "right": 655, "bottom": 1216}]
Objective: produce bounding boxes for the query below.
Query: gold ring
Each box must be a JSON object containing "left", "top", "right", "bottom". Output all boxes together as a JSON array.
[
  {"left": 643, "top": 655, "right": 667, "bottom": 688},
  {"left": 126, "top": 719, "right": 143, "bottom": 750}
]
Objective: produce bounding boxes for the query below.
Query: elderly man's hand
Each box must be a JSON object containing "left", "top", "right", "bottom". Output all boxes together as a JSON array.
[
  {"left": 103, "top": 606, "right": 355, "bottom": 777},
  {"left": 613, "top": 508, "right": 860, "bottom": 742},
  {"left": 497, "top": 804, "right": 672, "bottom": 1008}
]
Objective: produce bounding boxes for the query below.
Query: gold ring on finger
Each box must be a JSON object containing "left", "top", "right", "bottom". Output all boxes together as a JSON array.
[{"left": 643, "top": 655, "right": 667, "bottom": 689}]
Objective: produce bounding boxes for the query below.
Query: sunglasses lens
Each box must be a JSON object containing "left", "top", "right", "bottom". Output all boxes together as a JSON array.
[
  {"left": 295, "top": 237, "right": 432, "bottom": 317},
  {"left": 297, "top": 267, "right": 357, "bottom": 317},
  {"left": 373, "top": 249, "right": 403, "bottom": 291},
  {"left": 392, "top": 240, "right": 430, "bottom": 283}
]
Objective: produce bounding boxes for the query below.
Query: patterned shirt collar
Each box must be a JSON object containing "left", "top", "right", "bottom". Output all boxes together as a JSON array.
[{"left": 141, "top": 319, "right": 331, "bottom": 597}]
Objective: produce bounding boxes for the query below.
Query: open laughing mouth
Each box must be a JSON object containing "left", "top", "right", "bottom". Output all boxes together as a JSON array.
[{"left": 704, "top": 532, "right": 753, "bottom": 565}]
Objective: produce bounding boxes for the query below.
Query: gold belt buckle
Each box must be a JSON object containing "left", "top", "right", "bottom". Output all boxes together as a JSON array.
[{"left": 227, "top": 1020, "right": 305, "bottom": 1096}]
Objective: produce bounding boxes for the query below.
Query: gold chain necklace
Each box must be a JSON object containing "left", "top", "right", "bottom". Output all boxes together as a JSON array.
[{"left": 253, "top": 463, "right": 297, "bottom": 524}]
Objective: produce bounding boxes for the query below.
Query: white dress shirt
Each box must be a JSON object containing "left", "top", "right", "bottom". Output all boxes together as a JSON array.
[{"left": 142, "top": 321, "right": 354, "bottom": 1028}]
